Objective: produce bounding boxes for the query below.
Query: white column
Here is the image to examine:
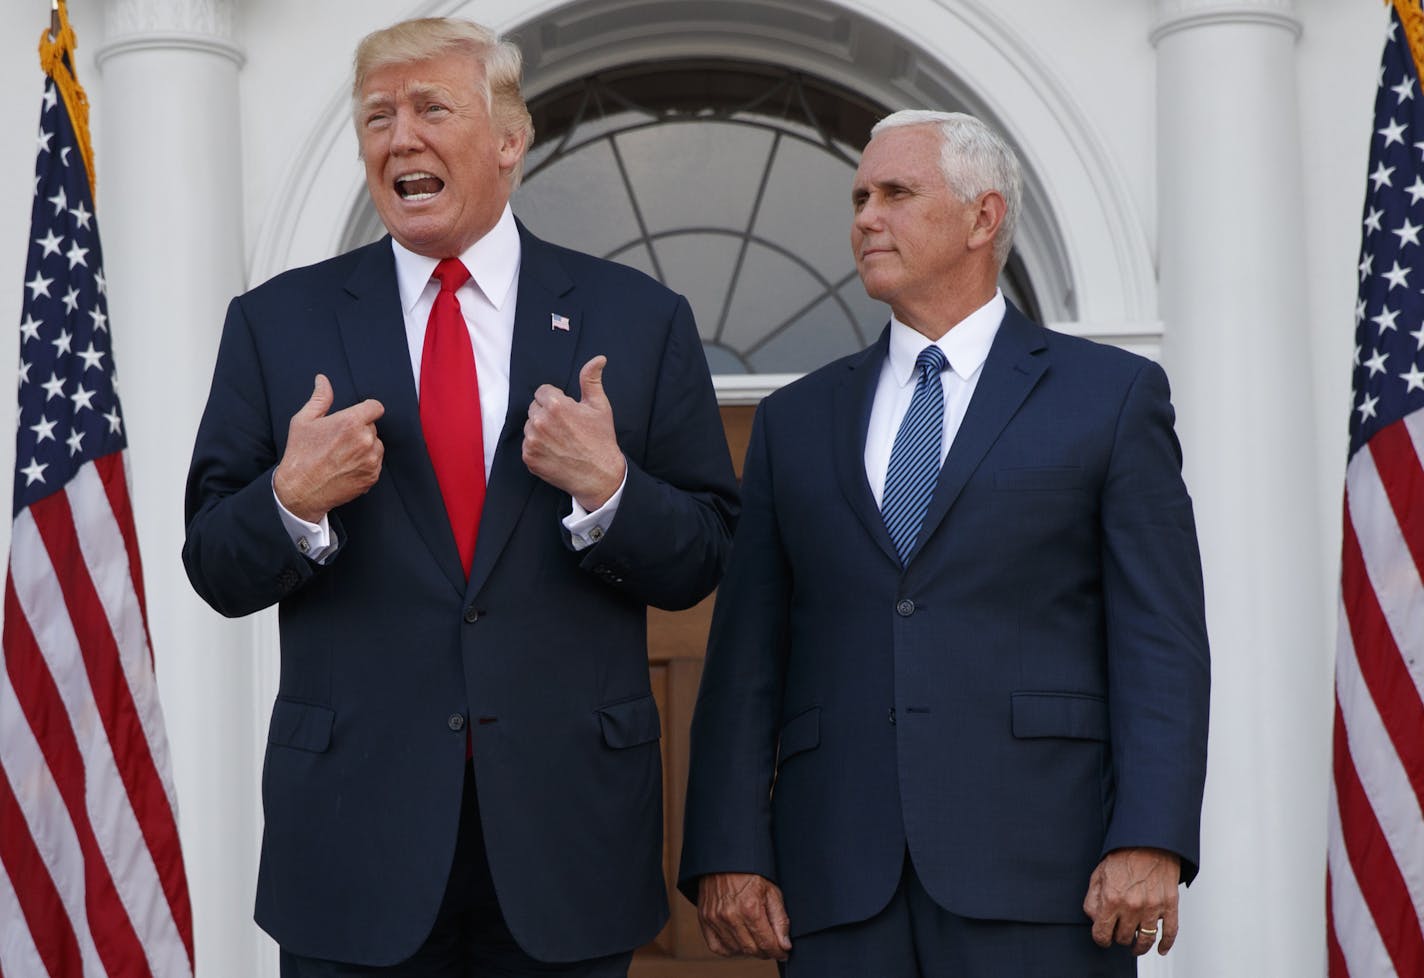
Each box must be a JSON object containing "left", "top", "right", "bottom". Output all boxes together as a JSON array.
[
  {"left": 94, "top": 3, "right": 263, "bottom": 976},
  {"left": 1153, "top": 2, "right": 1328, "bottom": 977}
]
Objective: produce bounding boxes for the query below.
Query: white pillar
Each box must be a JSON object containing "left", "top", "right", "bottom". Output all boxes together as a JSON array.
[
  {"left": 1153, "top": 2, "right": 1329, "bottom": 977},
  {"left": 94, "top": 3, "right": 262, "bottom": 975}
]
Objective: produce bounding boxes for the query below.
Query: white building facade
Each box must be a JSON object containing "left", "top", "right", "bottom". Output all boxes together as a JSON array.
[{"left": 0, "top": 0, "right": 1385, "bottom": 975}]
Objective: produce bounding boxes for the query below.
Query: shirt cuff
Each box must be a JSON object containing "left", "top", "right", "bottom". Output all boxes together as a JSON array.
[
  {"left": 273, "top": 479, "right": 337, "bottom": 564},
  {"left": 563, "top": 465, "right": 627, "bottom": 551}
]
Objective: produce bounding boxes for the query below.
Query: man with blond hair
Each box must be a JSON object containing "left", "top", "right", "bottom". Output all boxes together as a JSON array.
[
  {"left": 184, "top": 16, "right": 737, "bottom": 977},
  {"left": 680, "top": 110, "right": 1209, "bottom": 976}
]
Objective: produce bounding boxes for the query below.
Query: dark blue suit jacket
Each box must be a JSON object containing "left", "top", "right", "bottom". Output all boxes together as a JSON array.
[
  {"left": 679, "top": 304, "right": 1208, "bottom": 937},
  {"left": 183, "top": 225, "right": 738, "bottom": 964}
]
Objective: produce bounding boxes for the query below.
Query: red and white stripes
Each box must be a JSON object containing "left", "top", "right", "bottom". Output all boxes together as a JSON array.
[
  {"left": 1329, "top": 409, "right": 1424, "bottom": 977},
  {"left": 1, "top": 452, "right": 192, "bottom": 978}
]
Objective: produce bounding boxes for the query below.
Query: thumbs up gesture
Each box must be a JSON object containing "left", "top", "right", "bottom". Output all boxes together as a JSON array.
[
  {"left": 524, "top": 355, "right": 627, "bottom": 510},
  {"left": 274, "top": 374, "right": 386, "bottom": 522}
]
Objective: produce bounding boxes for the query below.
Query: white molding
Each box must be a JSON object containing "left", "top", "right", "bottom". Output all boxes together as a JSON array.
[
  {"left": 94, "top": 31, "right": 245, "bottom": 68},
  {"left": 105, "top": 0, "right": 235, "bottom": 38},
  {"left": 1151, "top": 0, "right": 1302, "bottom": 45},
  {"left": 714, "top": 373, "right": 801, "bottom": 404}
]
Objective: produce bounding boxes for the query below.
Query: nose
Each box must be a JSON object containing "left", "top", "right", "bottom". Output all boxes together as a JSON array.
[
  {"left": 389, "top": 107, "right": 423, "bottom": 155},
  {"left": 854, "top": 198, "right": 881, "bottom": 236}
]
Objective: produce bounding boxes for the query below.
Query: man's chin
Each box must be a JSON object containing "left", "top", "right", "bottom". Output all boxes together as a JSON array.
[
  {"left": 857, "top": 275, "right": 895, "bottom": 305},
  {"left": 385, "top": 218, "right": 455, "bottom": 257}
]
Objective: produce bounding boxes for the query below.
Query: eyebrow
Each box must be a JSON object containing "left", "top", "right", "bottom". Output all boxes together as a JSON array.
[
  {"left": 359, "top": 82, "right": 455, "bottom": 113},
  {"left": 854, "top": 177, "right": 916, "bottom": 195}
]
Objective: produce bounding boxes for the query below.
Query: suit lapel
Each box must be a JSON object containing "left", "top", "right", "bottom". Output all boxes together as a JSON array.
[
  {"left": 833, "top": 329, "right": 901, "bottom": 566},
  {"left": 336, "top": 238, "right": 467, "bottom": 595},
  {"left": 466, "top": 224, "right": 579, "bottom": 599},
  {"left": 907, "top": 304, "right": 1049, "bottom": 565}
]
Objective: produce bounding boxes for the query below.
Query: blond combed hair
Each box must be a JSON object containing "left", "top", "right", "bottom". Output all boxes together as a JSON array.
[
  {"left": 871, "top": 110, "right": 1022, "bottom": 269},
  {"left": 352, "top": 17, "right": 535, "bottom": 186}
]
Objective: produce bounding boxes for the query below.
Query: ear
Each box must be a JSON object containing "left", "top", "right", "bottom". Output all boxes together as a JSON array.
[
  {"left": 967, "top": 190, "right": 1007, "bottom": 254},
  {"left": 498, "top": 127, "right": 527, "bottom": 176}
]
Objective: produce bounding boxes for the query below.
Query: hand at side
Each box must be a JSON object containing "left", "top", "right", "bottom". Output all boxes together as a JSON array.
[{"left": 696, "top": 872, "right": 793, "bottom": 961}]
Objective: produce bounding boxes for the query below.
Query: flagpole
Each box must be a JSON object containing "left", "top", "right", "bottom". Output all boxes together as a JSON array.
[{"left": 50, "top": 0, "right": 58, "bottom": 39}]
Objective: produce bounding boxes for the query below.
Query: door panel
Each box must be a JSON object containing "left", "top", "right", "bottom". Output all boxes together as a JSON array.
[{"left": 636, "top": 405, "right": 776, "bottom": 977}]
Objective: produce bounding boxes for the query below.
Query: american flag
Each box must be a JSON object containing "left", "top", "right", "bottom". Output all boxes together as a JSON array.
[
  {"left": 1327, "top": 3, "right": 1424, "bottom": 976},
  {"left": 0, "top": 10, "right": 194, "bottom": 977}
]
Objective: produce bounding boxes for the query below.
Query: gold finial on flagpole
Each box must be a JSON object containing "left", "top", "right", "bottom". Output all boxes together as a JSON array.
[{"left": 39, "top": 0, "right": 96, "bottom": 200}]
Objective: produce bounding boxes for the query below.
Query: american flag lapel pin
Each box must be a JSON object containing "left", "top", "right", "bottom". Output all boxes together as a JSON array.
[{"left": 551, "top": 313, "right": 571, "bottom": 332}]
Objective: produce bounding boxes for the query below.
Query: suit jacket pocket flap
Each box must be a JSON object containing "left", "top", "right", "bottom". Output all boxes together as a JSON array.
[
  {"left": 994, "top": 466, "right": 1083, "bottom": 491},
  {"left": 268, "top": 698, "right": 335, "bottom": 753},
  {"left": 1011, "top": 692, "right": 1107, "bottom": 741},
  {"left": 777, "top": 707, "right": 821, "bottom": 767},
  {"left": 598, "top": 694, "right": 661, "bottom": 748}
]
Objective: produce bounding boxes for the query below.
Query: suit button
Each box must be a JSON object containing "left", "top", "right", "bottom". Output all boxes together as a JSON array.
[
  {"left": 896, "top": 599, "right": 915, "bottom": 617},
  {"left": 448, "top": 713, "right": 465, "bottom": 732},
  {"left": 463, "top": 605, "right": 480, "bottom": 623}
]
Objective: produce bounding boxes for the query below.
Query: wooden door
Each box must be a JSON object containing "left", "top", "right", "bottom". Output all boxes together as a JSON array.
[{"left": 632, "top": 405, "right": 777, "bottom": 978}]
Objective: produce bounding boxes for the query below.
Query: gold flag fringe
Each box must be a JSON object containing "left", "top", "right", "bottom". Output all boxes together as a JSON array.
[{"left": 38, "top": 0, "right": 96, "bottom": 201}]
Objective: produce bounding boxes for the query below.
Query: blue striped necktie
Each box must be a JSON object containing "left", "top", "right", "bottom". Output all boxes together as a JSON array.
[{"left": 882, "top": 345, "right": 950, "bottom": 565}]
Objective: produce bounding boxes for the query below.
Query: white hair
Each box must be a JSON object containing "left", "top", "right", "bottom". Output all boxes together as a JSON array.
[{"left": 870, "top": 110, "right": 1022, "bottom": 268}]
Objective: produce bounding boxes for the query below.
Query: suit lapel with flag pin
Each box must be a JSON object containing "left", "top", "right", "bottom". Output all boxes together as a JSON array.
[{"left": 551, "top": 312, "right": 571, "bottom": 332}]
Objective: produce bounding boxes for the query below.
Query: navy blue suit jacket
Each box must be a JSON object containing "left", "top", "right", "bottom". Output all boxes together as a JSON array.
[
  {"left": 183, "top": 225, "right": 738, "bottom": 964},
  {"left": 679, "top": 304, "right": 1208, "bottom": 936}
]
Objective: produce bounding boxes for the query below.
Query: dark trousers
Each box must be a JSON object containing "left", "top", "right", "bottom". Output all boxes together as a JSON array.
[
  {"left": 280, "top": 765, "right": 634, "bottom": 978},
  {"left": 781, "top": 854, "right": 1136, "bottom": 978}
]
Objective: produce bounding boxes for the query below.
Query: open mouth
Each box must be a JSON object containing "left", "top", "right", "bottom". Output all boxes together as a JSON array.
[{"left": 395, "top": 172, "right": 444, "bottom": 201}]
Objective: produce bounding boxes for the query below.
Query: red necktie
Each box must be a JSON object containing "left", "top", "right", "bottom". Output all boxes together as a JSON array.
[{"left": 419, "top": 258, "right": 485, "bottom": 578}]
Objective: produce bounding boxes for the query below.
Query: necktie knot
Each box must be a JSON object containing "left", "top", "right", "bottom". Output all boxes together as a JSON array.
[
  {"left": 432, "top": 258, "right": 470, "bottom": 295},
  {"left": 916, "top": 344, "right": 948, "bottom": 380}
]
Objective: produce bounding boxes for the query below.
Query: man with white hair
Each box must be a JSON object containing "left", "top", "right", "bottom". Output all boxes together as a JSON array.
[
  {"left": 679, "top": 110, "right": 1210, "bottom": 976},
  {"left": 184, "top": 16, "right": 737, "bottom": 977}
]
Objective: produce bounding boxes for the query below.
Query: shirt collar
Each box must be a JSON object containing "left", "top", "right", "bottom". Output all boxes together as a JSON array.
[
  {"left": 886, "top": 289, "right": 1005, "bottom": 387},
  {"left": 390, "top": 204, "right": 521, "bottom": 315}
]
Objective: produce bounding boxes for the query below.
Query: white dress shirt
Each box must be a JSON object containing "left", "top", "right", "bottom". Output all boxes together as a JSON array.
[
  {"left": 278, "top": 205, "right": 623, "bottom": 560},
  {"left": 863, "top": 290, "right": 1005, "bottom": 507}
]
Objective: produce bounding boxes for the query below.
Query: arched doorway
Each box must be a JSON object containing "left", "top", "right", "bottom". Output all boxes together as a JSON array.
[{"left": 326, "top": 6, "right": 1120, "bottom": 975}]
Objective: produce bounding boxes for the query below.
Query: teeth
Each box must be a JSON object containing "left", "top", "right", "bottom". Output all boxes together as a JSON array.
[
  {"left": 403, "top": 192, "right": 436, "bottom": 201},
  {"left": 396, "top": 172, "right": 436, "bottom": 183}
]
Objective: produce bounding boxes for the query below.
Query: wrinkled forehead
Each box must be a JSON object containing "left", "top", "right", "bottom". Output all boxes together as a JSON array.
[
  {"left": 358, "top": 53, "right": 483, "bottom": 104},
  {"left": 854, "top": 126, "right": 945, "bottom": 183}
]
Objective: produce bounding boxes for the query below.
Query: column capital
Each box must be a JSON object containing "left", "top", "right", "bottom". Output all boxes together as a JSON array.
[
  {"left": 96, "top": 0, "right": 243, "bottom": 67},
  {"left": 1151, "top": 0, "right": 1302, "bottom": 46}
]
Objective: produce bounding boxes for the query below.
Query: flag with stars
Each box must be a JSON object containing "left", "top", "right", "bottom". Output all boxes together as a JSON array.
[
  {"left": 0, "top": 6, "right": 193, "bottom": 977},
  {"left": 1327, "top": 3, "right": 1424, "bottom": 976}
]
